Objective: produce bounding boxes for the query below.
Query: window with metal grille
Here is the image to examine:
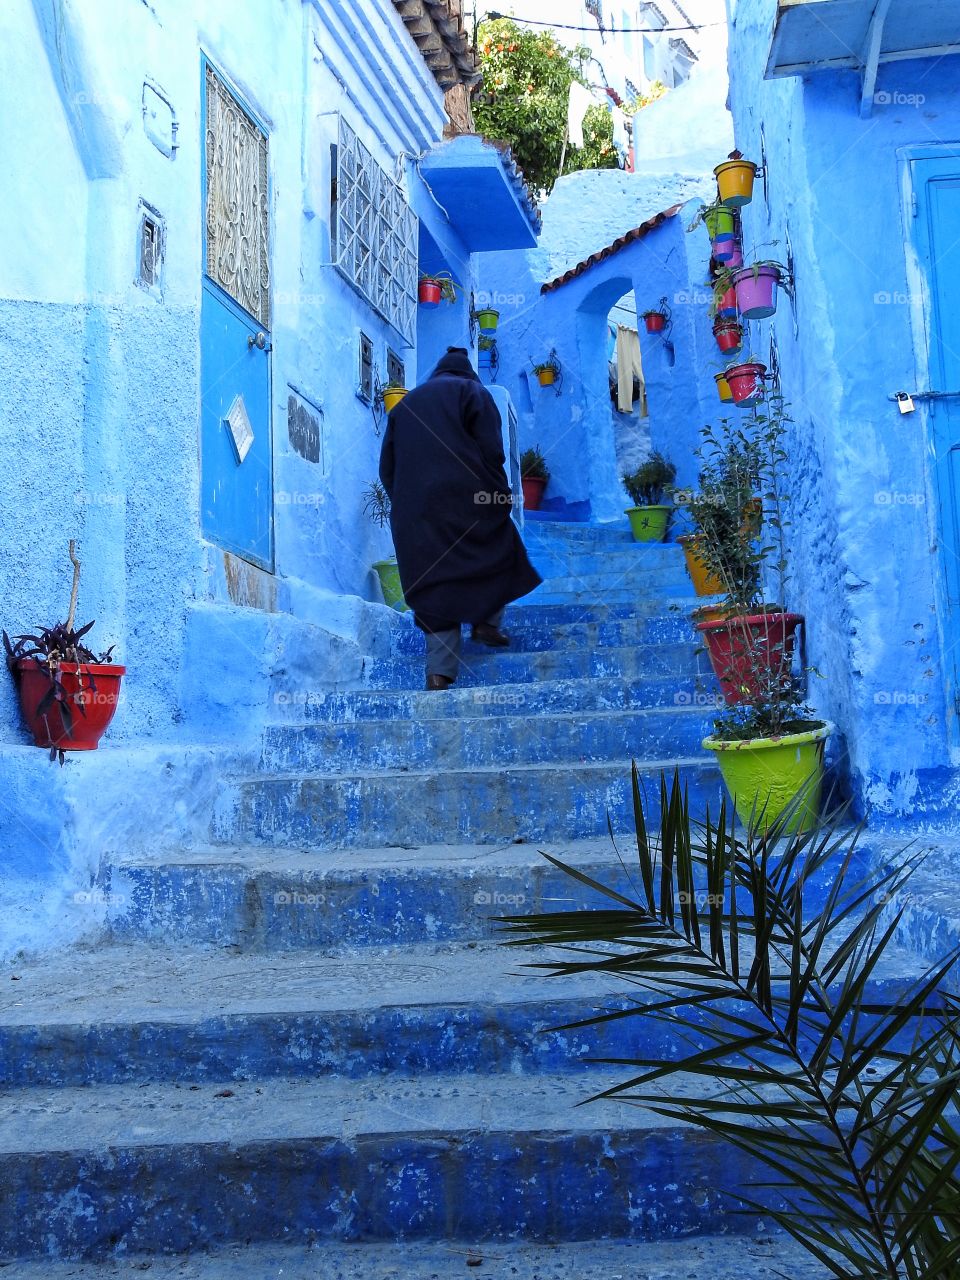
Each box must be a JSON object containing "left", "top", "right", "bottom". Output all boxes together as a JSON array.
[
  {"left": 136, "top": 201, "right": 164, "bottom": 291},
  {"left": 358, "top": 332, "right": 374, "bottom": 402},
  {"left": 333, "top": 117, "right": 417, "bottom": 344},
  {"left": 387, "top": 348, "right": 405, "bottom": 388}
]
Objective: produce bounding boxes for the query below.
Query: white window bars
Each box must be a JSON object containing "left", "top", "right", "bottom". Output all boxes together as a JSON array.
[{"left": 333, "top": 118, "right": 417, "bottom": 345}]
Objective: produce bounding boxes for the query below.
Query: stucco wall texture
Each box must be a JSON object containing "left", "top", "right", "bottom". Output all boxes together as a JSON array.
[
  {"left": 727, "top": 0, "right": 960, "bottom": 819},
  {"left": 0, "top": 0, "right": 499, "bottom": 957}
]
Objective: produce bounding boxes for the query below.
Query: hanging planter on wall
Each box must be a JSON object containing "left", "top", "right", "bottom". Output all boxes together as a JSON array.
[
  {"left": 703, "top": 204, "right": 736, "bottom": 239},
  {"left": 382, "top": 384, "right": 407, "bottom": 414},
  {"left": 642, "top": 296, "right": 671, "bottom": 334},
  {"left": 714, "top": 371, "right": 734, "bottom": 403},
  {"left": 715, "top": 155, "right": 758, "bottom": 208},
  {"left": 713, "top": 318, "right": 743, "bottom": 356},
  {"left": 711, "top": 233, "right": 738, "bottom": 263},
  {"left": 418, "top": 272, "right": 459, "bottom": 308},
  {"left": 724, "top": 360, "right": 766, "bottom": 407},
  {"left": 476, "top": 308, "right": 500, "bottom": 335},
  {"left": 732, "top": 264, "right": 784, "bottom": 320},
  {"left": 531, "top": 350, "right": 562, "bottom": 392}
]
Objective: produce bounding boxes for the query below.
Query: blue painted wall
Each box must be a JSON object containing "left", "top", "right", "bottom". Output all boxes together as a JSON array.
[
  {"left": 0, "top": 0, "right": 536, "bottom": 958},
  {"left": 726, "top": 0, "right": 960, "bottom": 818}
]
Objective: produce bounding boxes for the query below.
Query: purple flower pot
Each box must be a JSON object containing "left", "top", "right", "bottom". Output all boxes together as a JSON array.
[
  {"left": 726, "top": 243, "right": 743, "bottom": 269},
  {"left": 732, "top": 265, "right": 781, "bottom": 320},
  {"left": 711, "top": 233, "right": 737, "bottom": 263}
]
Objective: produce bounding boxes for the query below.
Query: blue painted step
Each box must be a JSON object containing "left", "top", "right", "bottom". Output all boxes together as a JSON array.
[
  {"left": 0, "top": 1071, "right": 788, "bottom": 1259},
  {"left": 213, "top": 757, "right": 723, "bottom": 848},
  {"left": 391, "top": 613, "right": 696, "bottom": 655},
  {"left": 278, "top": 674, "right": 722, "bottom": 723},
  {"left": 365, "top": 641, "right": 709, "bottom": 690},
  {"left": 0, "top": 939, "right": 920, "bottom": 1089},
  {"left": 260, "top": 707, "right": 713, "bottom": 773}
]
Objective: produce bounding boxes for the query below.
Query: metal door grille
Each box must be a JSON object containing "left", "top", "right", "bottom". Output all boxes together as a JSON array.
[
  {"left": 204, "top": 66, "right": 270, "bottom": 327},
  {"left": 334, "top": 117, "right": 417, "bottom": 344}
]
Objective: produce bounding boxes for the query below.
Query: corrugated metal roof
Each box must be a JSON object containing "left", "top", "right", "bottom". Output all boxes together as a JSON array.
[{"left": 540, "top": 204, "right": 682, "bottom": 294}]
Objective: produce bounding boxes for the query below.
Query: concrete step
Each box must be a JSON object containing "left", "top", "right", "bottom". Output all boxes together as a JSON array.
[
  {"left": 0, "top": 1234, "right": 833, "bottom": 1278},
  {"left": 503, "top": 598, "right": 707, "bottom": 625},
  {"left": 391, "top": 613, "right": 697, "bottom": 656},
  {"left": 101, "top": 835, "right": 685, "bottom": 950},
  {"left": 260, "top": 707, "right": 714, "bottom": 774},
  {"left": 528, "top": 548, "right": 688, "bottom": 579},
  {"left": 0, "top": 1070, "right": 785, "bottom": 1258},
  {"left": 523, "top": 518, "right": 637, "bottom": 544},
  {"left": 529, "top": 572, "right": 693, "bottom": 599},
  {"left": 365, "top": 641, "right": 709, "bottom": 690},
  {"left": 213, "top": 757, "right": 723, "bottom": 848},
  {"left": 0, "top": 936, "right": 921, "bottom": 1089},
  {"left": 284, "top": 674, "right": 722, "bottom": 724}
]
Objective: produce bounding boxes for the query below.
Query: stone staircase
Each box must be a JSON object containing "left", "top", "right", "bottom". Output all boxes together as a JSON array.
[{"left": 0, "top": 521, "right": 838, "bottom": 1274}]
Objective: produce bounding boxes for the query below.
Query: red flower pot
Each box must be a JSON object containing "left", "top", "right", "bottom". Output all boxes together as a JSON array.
[
  {"left": 716, "top": 286, "right": 738, "bottom": 319},
  {"left": 713, "top": 320, "right": 742, "bottom": 355},
  {"left": 16, "top": 659, "right": 126, "bottom": 750},
  {"left": 695, "top": 612, "right": 802, "bottom": 705},
  {"left": 521, "top": 476, "right": 547, "bottom": 510},
  {"left": 418, "top": 280, "right": 442, "bottom": 307},
  {"left": 643, "top": 313, "right": 667, "bottom": 334},
  {"left": 724, "top": 361, "right": 766, "bottom": 406}
]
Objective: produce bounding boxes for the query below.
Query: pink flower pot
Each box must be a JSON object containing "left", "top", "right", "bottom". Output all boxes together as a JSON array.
[
  {"left": 732, "top": 265, "right": 781, "bottom": 320},
  {"left": 711, "top": 233, "right": 737, "bottom": 263}
]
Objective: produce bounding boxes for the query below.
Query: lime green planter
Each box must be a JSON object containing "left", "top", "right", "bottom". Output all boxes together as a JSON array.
[
  {"left": 373, "top": 557, "right": 408, "bottom": 611},
  {"left": 625, "top": 504, "right": 671, "bottom": 542},
  {"left": 704, "top": 206, "right": 736, "bottom": 238},
  {"left": 703, "top": 721, "right": 832, "bottom": 832}
]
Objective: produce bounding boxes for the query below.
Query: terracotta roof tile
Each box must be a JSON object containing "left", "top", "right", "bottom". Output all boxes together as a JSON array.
[{"left": 540, "top": 204, "right": 683, "bottom": 294}]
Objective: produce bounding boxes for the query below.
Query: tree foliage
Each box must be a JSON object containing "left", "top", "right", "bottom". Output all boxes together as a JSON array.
[{"left": 473, "top": 18, "right": 618, "bottom": 196}]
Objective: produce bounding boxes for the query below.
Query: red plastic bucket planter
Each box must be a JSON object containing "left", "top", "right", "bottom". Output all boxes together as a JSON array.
[
  {"left": 418, "top": 279, "right": 442, "bottom": 307},
  {"left": 16, "top": 659, "right": 126, "bottom": 750},
  {"left": 521, "top": 476, "right": 547, "bottom": 510},
  {"left": 716, "top": 285, "right": 738, "bottom": 319},
  {"left": 713, "top": 319, "right": 742, "bottom": 355},
  {"left": 643, "top": 312, "right": 667, "bottom": 333},
  {"left": 695, "top": 612, "right": 802, "bottom": 705},
  {"left": 732, "top": 265, "right": 781, "bottom": 320},
  {"left": 725, "top": 361, "right": 766, "bottom": 406}
]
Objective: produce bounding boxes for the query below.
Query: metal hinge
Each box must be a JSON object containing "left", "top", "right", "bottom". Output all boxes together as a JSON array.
[{"left": 911, "top": 192, "right": 919, "bottom": 218}]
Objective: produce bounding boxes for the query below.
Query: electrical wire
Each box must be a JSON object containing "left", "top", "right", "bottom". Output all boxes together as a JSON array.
[{"left": 480, "top": 10, "right": 724, "bottom": 33}]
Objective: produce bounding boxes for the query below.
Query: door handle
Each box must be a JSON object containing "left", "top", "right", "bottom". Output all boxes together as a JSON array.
[{"left": 247, "top": 331, "right": 271, "bottom": 351}]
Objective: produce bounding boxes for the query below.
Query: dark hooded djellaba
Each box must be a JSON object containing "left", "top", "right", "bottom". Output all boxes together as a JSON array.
[{"left": 378, "top": 347, "right": 542, "bottom": 689}]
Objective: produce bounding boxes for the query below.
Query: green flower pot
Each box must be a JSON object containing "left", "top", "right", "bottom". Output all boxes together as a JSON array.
[
  {"left": 373, "top": 557, "right": 408, "bottom": 611},
  {"left": 704, "top": 206, "right": 736, "bottom": 238},
  {"left": 703, "top": 721, "right": 832, "bottom": 833},
  {"left": 625, "top": 504, "right": 671, "bottom": 543}
]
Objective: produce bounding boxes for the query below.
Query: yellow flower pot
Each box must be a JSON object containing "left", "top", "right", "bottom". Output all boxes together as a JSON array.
[
  {"left": 715, "top": 372, "right": 733, "bottom": 403},
  {"left": 703, "top": 722, "right": 832, "bottom": 833},
  {"left": 714, "top": 158, "right": 757, "bottom": 209},
  {"left": 536, "top": 368, "right": 556, "bottom": 387},
  {"left": 383, "top": 386, "right": 407, "bottom": 413},
  {"left": 679, "top": 535, "right": 725, "bottom": 597}
]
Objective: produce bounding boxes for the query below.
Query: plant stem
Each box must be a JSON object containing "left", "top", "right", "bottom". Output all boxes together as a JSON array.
[{"left": 66, "top": 540, "right": 80, "bottom": 633}]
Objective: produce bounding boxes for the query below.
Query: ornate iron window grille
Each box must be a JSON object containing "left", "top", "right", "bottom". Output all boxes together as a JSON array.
[
  {"left": 333, "top": 118, "right": 417, "bottom": 345},
  {"left": 204, "top": 65, "right": 270, "bottom": 328}
]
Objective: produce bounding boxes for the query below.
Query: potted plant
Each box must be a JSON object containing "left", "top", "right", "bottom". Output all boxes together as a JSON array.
[
  {"left": 531, "top": 354, "right": 561, "bottom": 388},
  {"left": 362, "top": 481, "right": 407, "bottom": 611},
  {"left": 4, "top": 542, "right": 124, "bottom": 759},
  {"left": 691, "top": 402, "right": 829, "bottom": 830},
  {"left": 709, "top": 268, "right": 738, "bottom": 321},
  {"left": 418, "top": 271, "right": 459, "bottom": 307},
  {"left": 688, "top": 200, "right": 735, "bottom": 240},
  {"left": 714, "top": 151, "right": 757, "bottom": 208},
  {"left": 381, "top": 383, "right": 407, "bottom": 414},
  {"left": 713, "top": 317, "right": 742, "bottom": 356},
  {"left": 475, "top": 308, "right": 499, "bottom": 335},
  {"left": 724, "top": 358, "right": 766, "bottom": 407},
  {"left": 622, "top": 452, "right": 677, "bottom": 543},
  {"left": 641, "top": 307, "right": 668, "bottom": 334},
  {"left": 731, "top": 260, "right": 787, "bottom": 320},
  {"left": 713, "top": 370, "right": 733, "bottom": 403},
  {"left": 520, "top": 446, "right": 549, "bottom": 510},
  {"left": 478, "top": 335, "right": 496, "bottom": 369},
  {"left": 499, "top": 769, "right": 960, "bottom": 1278}
]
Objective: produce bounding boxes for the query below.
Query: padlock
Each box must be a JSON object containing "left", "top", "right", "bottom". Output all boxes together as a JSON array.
[{"left": 896, "top": 392, "right": 915, "bottom": 414}]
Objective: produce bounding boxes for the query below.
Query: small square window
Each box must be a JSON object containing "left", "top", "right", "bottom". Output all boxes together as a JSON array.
[
  {"left": 358, "top": 332, "right": 374, "bottom": 403},
  {"left": 387, "top": 348, "right": 405, "bottom": 388},
  {"left": 136, "top": 200, "right": 164, "bottom": 293}
]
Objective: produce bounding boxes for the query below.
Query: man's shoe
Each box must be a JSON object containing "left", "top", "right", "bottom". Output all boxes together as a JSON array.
[
  {"left": 426, "top": 674, "right": 455, "bottom": 690},
  {"left": 471, "top": 623, "right": 510, "bottom": 648}
]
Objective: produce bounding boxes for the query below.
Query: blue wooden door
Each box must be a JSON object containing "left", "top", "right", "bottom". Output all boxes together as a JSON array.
[
  {"left": 912, "top": 154, "right": 960, "bottom": 738},
  {"left": 200, "top": 61, "right": 273, "bottom": 570}
]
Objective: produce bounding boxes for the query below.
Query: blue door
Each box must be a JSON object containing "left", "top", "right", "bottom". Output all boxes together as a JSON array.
[
  {"left": 200, "top": 61, "right": 273, "bottom": 570},
  {"left": 911, "top": 154, "right": 960, "bottom": 742}
]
